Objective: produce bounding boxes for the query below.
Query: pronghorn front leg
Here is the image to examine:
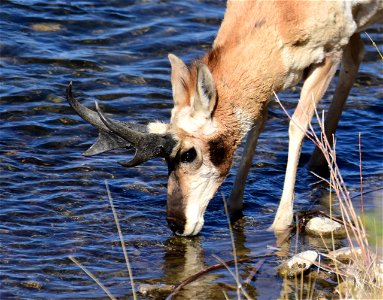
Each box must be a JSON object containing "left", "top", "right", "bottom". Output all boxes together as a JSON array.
[
  {"left": 271, "top": 54, "right": 341, "bottom": 232},
  {"left": 228, "top": 111, "right": 267, "bottom": 218}
]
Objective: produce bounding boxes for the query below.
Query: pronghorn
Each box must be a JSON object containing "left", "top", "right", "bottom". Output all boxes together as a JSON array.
[{"left": 67, "top": 0, "right": 383, "bottom": 236}]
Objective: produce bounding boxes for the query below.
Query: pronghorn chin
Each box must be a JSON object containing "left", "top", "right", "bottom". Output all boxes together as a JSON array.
[{"left": 167, "top": 159, "right": 226, "bottom": 236}]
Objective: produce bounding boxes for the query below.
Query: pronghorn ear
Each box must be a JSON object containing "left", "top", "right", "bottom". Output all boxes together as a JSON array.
[
  {"left": 193, "top": 63, "right": 217, "bottom": 118},
  {"left": 168, "top": 54, "right": 190, "bottom": 107}
]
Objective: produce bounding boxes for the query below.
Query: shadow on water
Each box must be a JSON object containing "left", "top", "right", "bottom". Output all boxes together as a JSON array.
[{"left": 1, "top": 0, "right": 382, "bottom": 299}]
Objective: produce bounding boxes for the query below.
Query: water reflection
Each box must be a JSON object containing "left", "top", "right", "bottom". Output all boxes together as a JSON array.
[
  {"left": 162, "top": 227, "right": 256, "bottom": 299},
  {"left": 163, "top": 236, "right": 217, "bottom": 299}
]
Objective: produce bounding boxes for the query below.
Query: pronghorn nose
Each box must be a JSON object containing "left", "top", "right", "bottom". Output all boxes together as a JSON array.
[{"left": 166, "top": 216, "right": 185, "bottom": 235}]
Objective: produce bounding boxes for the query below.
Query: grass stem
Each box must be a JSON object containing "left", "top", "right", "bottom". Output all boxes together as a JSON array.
[
  {"left": 69, "top": 256, "right": 116, "bottom": 300},
  {"left": 105, "top": 180, "right": 137, "bottom": 300}
]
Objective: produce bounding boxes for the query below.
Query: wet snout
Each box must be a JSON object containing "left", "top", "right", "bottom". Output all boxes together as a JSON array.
[
  {"left": 166, "top": 215, "right": 204, "bottom": 236},
  {"left": 166, "top": 204, "right": 205, "bottom": 236},
  {"left": 166, "top": 216, "right": 186, "bottom": 235},
  {"left": 166, "top": 166, "right": 211, "bottom": 236}
]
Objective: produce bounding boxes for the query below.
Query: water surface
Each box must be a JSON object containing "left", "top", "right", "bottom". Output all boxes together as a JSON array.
[{"left": 1, "top": 1, "right": 382, "bottom": 299}]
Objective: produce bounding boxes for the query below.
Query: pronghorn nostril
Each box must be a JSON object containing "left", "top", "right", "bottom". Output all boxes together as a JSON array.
[{"left": 166, "top": 216, "right": 185, "bottom": 234}]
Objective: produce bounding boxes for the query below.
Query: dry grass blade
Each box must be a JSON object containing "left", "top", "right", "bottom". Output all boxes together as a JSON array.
[
  {"left": 223, "top": 289, "right": 230, "bottom": 300},
  {"left": 358, "top": 133, "right": 364, "bottom": 215},
  {"left": 275, "top": 93, "right": 370, "bottom": 256},
  {"left": 222, "top": 195, "right": 241, "bottom": 299},
  {"left": 364, "top": 31, "right": 383, "bottom": 60},
  {"left": 165, "top": 256, "right": 259, "bottom": 300},
  {"left": 275, "top": 92, "right": 381, "bottom": 298},
  {"left": 69, "top": 256, "right": 117, "bottom": 300},
  {"left": 244, "top": 258, "right": 266, "bottom": 284},
  {"left": 213, "top": 254, "right": 252, "bottom": 300},
  {"left": 105, "top": 180, "right": 137, "bottom": 300}
]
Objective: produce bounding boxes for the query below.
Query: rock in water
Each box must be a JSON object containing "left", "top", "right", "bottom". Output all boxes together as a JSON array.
[
  {"left": 305, "top": 217, "right": 346, "bottom": 237},
  {"left": 328, "top": 246, "right": 362, "bottom": 262},
  {"left": 137, "top": 283, "right": 175, "bottom": 296},
  {"left": 278, "top": 250, "right": 318, "bottom": 277}
]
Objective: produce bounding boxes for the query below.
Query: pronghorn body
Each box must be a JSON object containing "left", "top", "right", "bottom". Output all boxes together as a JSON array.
[{"left": 68, "top": 0, "right": 383, "bottom": 236}]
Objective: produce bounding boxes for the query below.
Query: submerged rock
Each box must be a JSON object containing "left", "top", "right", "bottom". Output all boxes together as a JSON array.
[
  {"left": 31, "top": 23, "right": 63, "bottom": 32},
  {"left": 305, "top": 217, "right": 346, "bottom": 237},
  {"left": 328, "top": 246, "right": 362, "bottom": 262},
  {"left": 137, "top": 283, "right": 175, "bottom": 296},
  {"left": 20, "top": 281, "right": 42, "bottom": 289},
  {"left": 278, "top": 250, "right": 318, "bottom": 277}
]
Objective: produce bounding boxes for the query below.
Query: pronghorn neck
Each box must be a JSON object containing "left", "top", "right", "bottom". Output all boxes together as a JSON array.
[
  {"left": 195, "top": 1, "right": 298, "bottom": 139},
  {"left": 197, "top": 42, "right": 281, "bottom": 144}
]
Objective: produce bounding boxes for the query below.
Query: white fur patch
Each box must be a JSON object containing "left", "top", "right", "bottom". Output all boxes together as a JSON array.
[
  {"left": 234, "top": 107, "right": 253, "bottom": 135},
  {"left": 174, "top": 106, "right": 218, "bottom": 136},
  {"left": 147, "top": 122, "right": 169, "bottom": 134},
  {"left": 181, "top": 163, "right": 222, "bottom": 236}
]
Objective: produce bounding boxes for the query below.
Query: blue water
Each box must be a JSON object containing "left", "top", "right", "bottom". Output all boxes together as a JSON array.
[{"left": 1, "top": 1, "right": 382, "bottom": 299}]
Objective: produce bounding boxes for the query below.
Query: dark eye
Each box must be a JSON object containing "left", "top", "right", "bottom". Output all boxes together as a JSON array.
[{"left": 180, "top": 148, "right": 197, "bottom": 163}]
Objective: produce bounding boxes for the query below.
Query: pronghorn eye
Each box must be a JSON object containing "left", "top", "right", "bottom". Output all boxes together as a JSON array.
[{"left": 180, "top": 148, "right": 197, "bottom": 163}]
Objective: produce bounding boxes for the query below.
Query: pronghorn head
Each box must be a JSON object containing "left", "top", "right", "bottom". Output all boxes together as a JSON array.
[{"left": 67, "top": 54, "right": 239, "bottom": 236}]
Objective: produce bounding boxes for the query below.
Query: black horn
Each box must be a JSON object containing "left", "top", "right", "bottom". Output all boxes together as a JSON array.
[
  {"left": 67, "top": 82, "right": 138, "bottom": 156},
  {"left": 67, "top": 81, "right": 111, "bottom": 133},
  {"left": 66, "top": 82, "right": 177, "bottom": 166},
  {"left": 95, "top": 101, "right": 177, "bottom": 167}
]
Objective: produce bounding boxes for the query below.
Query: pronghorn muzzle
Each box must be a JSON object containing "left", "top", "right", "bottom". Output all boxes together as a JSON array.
[{"left": 66, "top": 82, "right": 177, "bottom": 167}]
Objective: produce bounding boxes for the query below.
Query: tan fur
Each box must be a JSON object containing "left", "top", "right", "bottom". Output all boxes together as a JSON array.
[{"left": 171, "top": 0, "right": 382, "bottom": 177}]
